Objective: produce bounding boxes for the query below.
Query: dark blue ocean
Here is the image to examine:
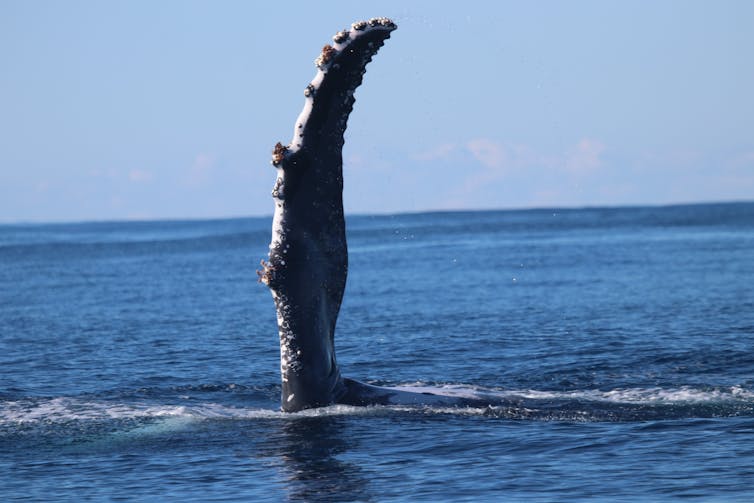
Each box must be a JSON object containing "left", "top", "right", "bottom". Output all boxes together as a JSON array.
[{"left": 2, "top": 202, "right": 754, "bottom": 501}]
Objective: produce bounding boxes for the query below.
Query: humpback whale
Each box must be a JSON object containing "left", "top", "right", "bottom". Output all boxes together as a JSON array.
[{"left": 260, "top": 18, "right": 474, "bottom": 412}]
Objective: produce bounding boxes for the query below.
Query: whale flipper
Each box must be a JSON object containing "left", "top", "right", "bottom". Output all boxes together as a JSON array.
[
  {"left": 260, "top": 18, "right": 397, "bottom": 412},
  {"left": 260, "top": 18, "right": 478, "bottom": 412}
]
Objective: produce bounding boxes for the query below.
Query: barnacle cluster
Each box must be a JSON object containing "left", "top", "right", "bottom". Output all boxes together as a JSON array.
[
  {"left": 271, "top": 142, "right": 288, "bottom": 165},
  {"left": 271, "top": 176, "right": 284, "bottom": 199},
  {"left": 314, "top": 44, "right": 337, "bottom": 68},
  {"left": 257, "top": 259, "right": 276, "bottom": 286},
  {"left": 356, "top": 17, "right": 395, "bottom": 30},
  {"left": 333, "top": 30, "right": 349, "bottom": 44}
]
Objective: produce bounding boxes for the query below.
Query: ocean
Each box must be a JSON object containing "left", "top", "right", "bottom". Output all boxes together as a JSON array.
[{"left": 1, "top": 202, "right": 753, "bottom": 501}]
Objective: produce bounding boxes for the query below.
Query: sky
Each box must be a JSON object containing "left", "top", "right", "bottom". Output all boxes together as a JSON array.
[{"left": 1, "top": 1, "right": 753, "bottom": 223}]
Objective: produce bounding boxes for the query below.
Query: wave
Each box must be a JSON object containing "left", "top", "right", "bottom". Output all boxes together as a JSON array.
[
  {"left": 390, "top": 383, "right": 754, "bottom": 404},
  {"left": 2, "top": 385, "right": 753, "bottom": 426}
]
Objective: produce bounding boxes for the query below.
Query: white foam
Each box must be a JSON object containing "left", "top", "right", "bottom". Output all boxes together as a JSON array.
[
  {"left": 388, "top": 383, "right": 754, "bottom": 404},
  {"left": 4, "top": 385, "right": 749, "bottom": 425},
  {"left": 0, "top": 398, "right": 396, "bottom": 425},
  {"left": 0, "top": 398, "right": 277, "bottom": 424},
  {"left": 512, "top": 386, "right": 754, "bottom": 404}
]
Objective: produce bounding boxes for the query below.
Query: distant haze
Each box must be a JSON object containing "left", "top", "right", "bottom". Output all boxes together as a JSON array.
[{"left": 1, "top": 1, "right": 752, "bottom": 222}]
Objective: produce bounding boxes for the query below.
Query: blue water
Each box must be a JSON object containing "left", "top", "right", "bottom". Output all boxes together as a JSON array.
[{"left": 2, "top": 202, "right": 754, "bottom": 501}]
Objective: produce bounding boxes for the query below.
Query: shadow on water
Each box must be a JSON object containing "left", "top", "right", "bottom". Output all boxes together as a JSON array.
[{"left": 260, "top": 416, "right": 372, "bottom": 503}]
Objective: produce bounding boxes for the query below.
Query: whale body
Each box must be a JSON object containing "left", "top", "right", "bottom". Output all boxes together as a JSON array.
[{"left": 259, "top": 18, "right": 471, "bottom": 412}]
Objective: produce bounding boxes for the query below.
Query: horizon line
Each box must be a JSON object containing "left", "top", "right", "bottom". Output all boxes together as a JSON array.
[{"left": 2, "top": 198, "right": 752, "bottom": 227}]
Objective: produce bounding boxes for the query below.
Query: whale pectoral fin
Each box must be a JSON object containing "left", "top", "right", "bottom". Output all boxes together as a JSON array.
[
  {"left": 265, "top": 19, "right": 398, "bottom": 413},
  {"left": 269, "top": 19, "right": 397, "bottom": 207},
  {"left": 298, "top": 19, "right": 396, "bottom": 156}
]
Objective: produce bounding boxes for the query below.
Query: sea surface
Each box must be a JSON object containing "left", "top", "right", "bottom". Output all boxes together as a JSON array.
[{"left": 1, "top": 202, "right": 754, "bottom": 501}]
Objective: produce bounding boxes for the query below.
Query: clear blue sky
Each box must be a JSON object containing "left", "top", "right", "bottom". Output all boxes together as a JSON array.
[{"left": 2, "top": 1, "right": 752, "bottom": 222}]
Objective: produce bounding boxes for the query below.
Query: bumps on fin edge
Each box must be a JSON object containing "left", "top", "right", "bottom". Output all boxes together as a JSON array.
[
  {"left": 271, "top": 142, "right": 288, "bottom": 166},
  {"left": 315, "top": 45, "right": 337, "bottom": 69},
  {"left": 333, "top": 30, "right": 349, "bottom": 44}
]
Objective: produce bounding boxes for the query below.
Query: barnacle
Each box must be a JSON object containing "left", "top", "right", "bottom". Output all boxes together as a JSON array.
[
  {"left": 271, "top": 177, "right": 284, "bottom": 198},
  {"left": 333, "top": 30, "right": 349, "bottom": 43},
  {"left": 314, "top": 45, "right": 337, "bottom": 68},
  {"left": 257, "top": 259, "right": 276, "bottom": 285},
  {"left": 271, "top": 142, "right": 288, "bottom": 165}
]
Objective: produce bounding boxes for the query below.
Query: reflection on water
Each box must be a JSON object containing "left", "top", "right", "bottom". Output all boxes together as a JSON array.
[{"left": 260, "top": 416, "right": 372, "bottom": 502}]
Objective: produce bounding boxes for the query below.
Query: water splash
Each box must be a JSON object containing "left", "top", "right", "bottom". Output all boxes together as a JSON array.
[{"left": 2, "top": 384, "right": 753, "bottom": 427}]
